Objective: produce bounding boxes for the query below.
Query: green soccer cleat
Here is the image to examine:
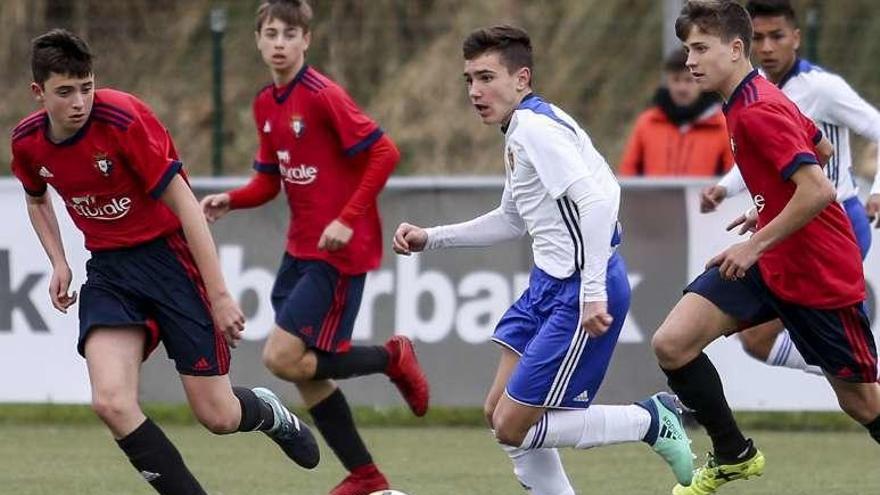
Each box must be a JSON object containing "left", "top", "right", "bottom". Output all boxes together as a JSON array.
[
  {"left": 636, "top": 392, "right": 695, "bottom": 486},
  {"left": 672, "top": 447, "right": 765, "bottom": 495}
]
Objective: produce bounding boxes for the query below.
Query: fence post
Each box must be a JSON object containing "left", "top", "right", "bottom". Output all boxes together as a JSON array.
[{"left": 210, "top": 7, "right": 227, "bottom": 177}]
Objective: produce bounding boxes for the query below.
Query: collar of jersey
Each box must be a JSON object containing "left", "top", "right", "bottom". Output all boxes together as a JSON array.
[
  {"left": 776, "top": 58, "right": 813, "bottom": 90},
  {"left": 501, "top": 93, "right": 538, "bottom": 134},
  {"left": 273, "top": 64, "right": 310, "bottom": 104},
  {"left": 723, "top": 69, "right": 759, "bottom": 114},
  {"left": 44, "top": 113, "right": 93, "bottom": 147}
]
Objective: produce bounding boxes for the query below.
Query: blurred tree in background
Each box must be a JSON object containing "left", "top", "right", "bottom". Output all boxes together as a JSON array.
[{"left": 1, "top": 0, "right": 878, "bottom": 177}]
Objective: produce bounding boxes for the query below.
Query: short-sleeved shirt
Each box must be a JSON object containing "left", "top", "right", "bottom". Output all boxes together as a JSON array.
[
  {"left": 724, "top": 70, "right": 864, "bottom": 308},
  {"left": 251, "top": 65, "right": 384, "bottom": 275},
  {"left": 10, "top": 88, "right": 183, "bottom": 251}
]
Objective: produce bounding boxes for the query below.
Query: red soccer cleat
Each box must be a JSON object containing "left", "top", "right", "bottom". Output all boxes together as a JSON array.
[
  {"left": 384, "top": 335, "right": 430, "bottom": 417},
  {"left": 329, "top": 464, "right": 389, "bottom": 495}
]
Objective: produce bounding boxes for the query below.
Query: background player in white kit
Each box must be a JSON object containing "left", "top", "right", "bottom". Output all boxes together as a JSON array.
[
  {"left": 701, "top": 0, "right": 880, "bottom": 377},
  {"left": 393, "top": 25, "right": 695, "bottom": 494}
]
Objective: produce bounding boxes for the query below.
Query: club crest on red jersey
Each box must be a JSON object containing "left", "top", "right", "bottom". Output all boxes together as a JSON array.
[
  {"left": 290, "top": 115, "right": 305, "bottom": 138},
  {"left": 94, "top": 152, "right": 114, "bottom": 177}
]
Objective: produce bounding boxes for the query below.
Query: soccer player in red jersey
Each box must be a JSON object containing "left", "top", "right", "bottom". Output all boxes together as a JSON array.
[
  {"left": 650, "top": 2, "right": 880, "bottom": 494},
  {"left": 10, "top": 29, "right": 318, "bottom": 495},
  {"left": 200, "top": 2, "right": 429, "bottom": 493}
]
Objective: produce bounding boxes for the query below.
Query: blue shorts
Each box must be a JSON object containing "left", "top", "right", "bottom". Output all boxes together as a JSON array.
[
  {"left": 494, "top": 252, "right": 631, "bottom": 409},
  {"left": 271, "top": 255, "right": 365, "bottom": 353},
  {"left": 843, "top": 196, "right": 871, "bottom": 259},
  {"left": 687, "top": 265, "right": 877, "bottom": 383},
  {"left": 78, "top": 232, "right": 230, "bottom": 376}
]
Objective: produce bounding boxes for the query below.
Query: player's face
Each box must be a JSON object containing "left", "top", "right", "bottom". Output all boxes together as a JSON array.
[
  {"left": 751, "top": 15, "right": 800, "bottom": 83},
  {"left": 463, "top": 52, "right": 530, "bottom": 126},
  {"left": 32, "top": 72, "right": 95, "bottom": 139},
  {"left": 665, "top": 69, "right": 700, "bottom": 107},
  {"left": 682, "top": 26, "right": 745, "bottom": 94},
  {"left": 256, "top": 18, "right": 311, "bottom": 76}
]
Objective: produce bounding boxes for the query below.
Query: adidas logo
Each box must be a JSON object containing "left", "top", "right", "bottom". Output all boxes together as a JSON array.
[
  {"left": 573, "top": 390, "right": 590, "bottom": 402},
  {"left": 193, "top": 357, "right": 211, "bottom": 371},
  {"left": 38, "top": 166, "right": 53, "bottom": 178},
  {"left": 660, "top": 417, "right": 683, "bottom": 441},
  {"left": 139, "top": 470, "right": 161, "bottom": 482}
]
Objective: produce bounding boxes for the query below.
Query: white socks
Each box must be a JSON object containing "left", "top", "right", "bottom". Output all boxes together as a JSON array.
[
  {"left": 767, "top": 330, "right": 823, "bottom": 376},
  {"left": 521, "top": 405, "right": 651, "bottom": 450},
  {"left": 502, "top": 443, "right": 575, "bottom": 495},
  {"left": 499, "top": 405, "right": 652, "bottom": 494}
]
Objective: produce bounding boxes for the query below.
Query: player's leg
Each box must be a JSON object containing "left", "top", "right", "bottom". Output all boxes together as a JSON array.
[
  {"left": 261, "top": 258, "right": 390, "bottom": 494},
  {"left": 490, "top": 281, "right": 575, "bottom": 495},
  {"left": 739, "top": 320, "right": 824, "bottom": 375},
  {"left": 498, "top": 254, "right": 694, "bottom": 486},
  {"left": 783, "top": 301, "right": 880, "bottom": 443},
  {"left": 262, "top": 257, "right": 428, "bottom": 415},
  {"left": 654, "top": 267, "right": 773, "bottom": 494},
  {"left": 85, "top": 326, "right": 205, "bottom": 495},
  {"left": 179, "top": 372, "right": 319, "bottom": 468}
]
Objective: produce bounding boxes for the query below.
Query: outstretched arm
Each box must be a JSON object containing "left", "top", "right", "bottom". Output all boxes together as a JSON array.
[{"left": 393, "top": 186, "right": 526, "bottom": 255}]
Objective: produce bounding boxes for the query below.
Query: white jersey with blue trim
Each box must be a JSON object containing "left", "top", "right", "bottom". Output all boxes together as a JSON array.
[
  {"left": 719, "top": 59, "right": 880, "bottom": 200},
  {"left": 503, "top": 93, "right": 620, "bottom": 281}
]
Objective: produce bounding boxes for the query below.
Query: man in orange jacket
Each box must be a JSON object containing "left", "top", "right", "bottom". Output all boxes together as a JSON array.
[{"left": 618, "top": 48, "right": 733, "bottom": 177}]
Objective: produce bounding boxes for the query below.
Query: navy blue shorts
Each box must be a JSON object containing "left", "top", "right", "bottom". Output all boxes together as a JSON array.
[
  {"left": 686, "top": 265, "right": 877, "bottom": 383},
  {"left": 271, "top": 255, "right": 365, "bottom": 353},
  {"left": 78, "top": 232, "right": 230, "bottom": 376},
  {"left": 494, "top": 252, "right": 631, "bottom": 409}
]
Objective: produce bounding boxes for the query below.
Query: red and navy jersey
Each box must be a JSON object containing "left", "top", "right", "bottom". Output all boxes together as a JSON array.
[
  {"left": 10, "top": 88, "right": 184, "bottom": 251},
  {"left": 725, "top": 70, "right": 864, "bottom": 308},
  {"left": 252, "top": 65, "right": 385, "bottom": 274}
]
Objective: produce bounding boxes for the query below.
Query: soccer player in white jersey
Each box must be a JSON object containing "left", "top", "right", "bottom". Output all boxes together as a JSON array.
[
  {"left": 700, "top": 0, "right": 880, "bottom": 377},
  {"left": 393, "top": 25, "right": 694, "bottom": 494}
]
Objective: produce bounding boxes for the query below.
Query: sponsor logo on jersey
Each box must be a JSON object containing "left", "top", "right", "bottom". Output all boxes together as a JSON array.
[
  {"left": 290, "top": 115, "right": 305, "bottom": 138},
  {"left": 38, "top": 166, "right": 53, "bottom": 178},
  {"left": 729, "top": 137, "right": 737, "bottom": 155},
  {"left": 506, "top": 147, "right": 516, "bottom": 172},
  {"left": 572, "top": 390, "right": 590, "bottom": 402},
  {"left": 280, "top": 163, "right": 318, "bottom": 185},
  {"left": 68, "top": 195, "right": 133, "bottom": 220},
  {"left": 277, "top": 150, "right": 291, "bottom": 165},
  {"left": 94, "top": 153, "right": 113, "bottom": 177},
  {"left": 753, "top": 194, "right": 765, "bottom": 213},
  {"left": 263, "top": 120, "right": 272, "bottom": 133}
]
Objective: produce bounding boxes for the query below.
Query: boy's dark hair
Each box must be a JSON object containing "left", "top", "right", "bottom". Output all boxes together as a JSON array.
[
  {"left": 675, "top": 0, "right": 753, "bottom": 54},
  {"left": 255, "top": 0, "right": 313, "bottom": 33},
  {"left": 462, "top": 25, "right": 533, "bottom": 75},
  {"left": 31, "top": 29, "right": 93, "bottom": 86},
  {"left": 664, "top": 47, "right": 689, "bottom": 73},
  {"left": 746, "top": 0, "right": 798, "bottom": 27}
]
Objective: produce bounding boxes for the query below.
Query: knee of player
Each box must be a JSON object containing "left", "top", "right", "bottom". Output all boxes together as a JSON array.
[
  {"left": 837, "top": 392, "right": 879, "bottom": 424},
  {"left": 651, "top": 328, "right": 682, "bottom": 365},
  {"left": 262, "top": 344, "right": 308, "bottom": 381},
  {"left": 91, "top": 390, "right": 139, "bottom": 424},
  {"left": 492, "top": 414, "right": 527, "bottom": 447},
  {"left": 494, "top": 425, "right": 527, "bottom": 447},
  {"left": 194, "top": 408, "right": 240, "bottom": 434}
]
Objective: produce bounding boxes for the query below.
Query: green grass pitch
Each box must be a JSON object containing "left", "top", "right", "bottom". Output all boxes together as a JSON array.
[{"left": 1, "top": 424, "right": 878, "bottom": 494}]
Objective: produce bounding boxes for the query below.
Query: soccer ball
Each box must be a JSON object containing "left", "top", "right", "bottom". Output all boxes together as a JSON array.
[{"left": 368, "top": 491, "right": 409, "bottom": 495}]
